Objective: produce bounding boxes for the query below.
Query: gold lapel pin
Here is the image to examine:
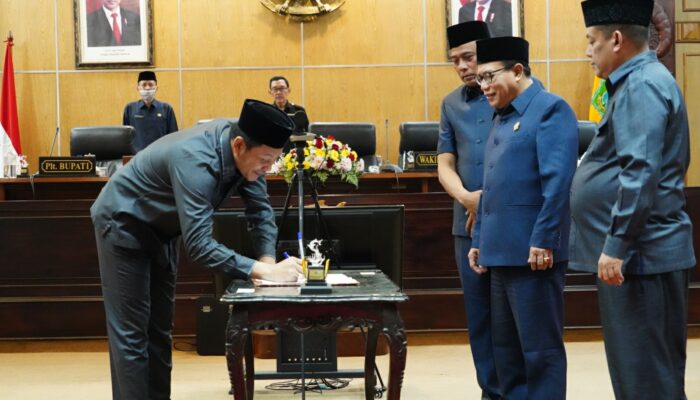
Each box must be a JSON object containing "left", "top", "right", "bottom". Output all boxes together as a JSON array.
[{"left": 513, "top": 121, "right": 521, "bottom": 132}]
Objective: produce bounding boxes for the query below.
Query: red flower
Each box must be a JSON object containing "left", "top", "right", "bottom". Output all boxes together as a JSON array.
[
  {"left": 332, "top": 143, "right": 340, "bottom": 151},
  {"left": 348, "top": 153, "right": 356, "bottom": 161},
  {"left": 326, "top": 159, "right": 335, "bottom": 168},
  {"left": 327, "top": 135, "right": 335, "bottom": 141},
  {"left": 315, "top": 138, "right": 324, "bottom": 149}
]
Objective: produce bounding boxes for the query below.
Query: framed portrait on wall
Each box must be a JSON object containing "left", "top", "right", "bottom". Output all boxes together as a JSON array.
[
  {"left": 74, "top": 0, "right": 153, "bottom": 68},
  {"left": 446, "top": 0, "right": 524, "bottom": 38}
]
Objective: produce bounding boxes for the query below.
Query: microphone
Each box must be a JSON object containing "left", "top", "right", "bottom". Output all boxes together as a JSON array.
[{"left": 48, "top": 127, "right": 59, "bottom": 157}]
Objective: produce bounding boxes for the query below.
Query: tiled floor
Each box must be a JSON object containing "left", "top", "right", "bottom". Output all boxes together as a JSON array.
[{"left": 1, "top": 332, "right": 698, "bottom": 399}]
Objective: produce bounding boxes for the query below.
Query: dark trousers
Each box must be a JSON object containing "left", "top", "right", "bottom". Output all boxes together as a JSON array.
[
  {"left": 490, "top": 262, "right": 567, "bottom": 400},
  {"left": 455, "top": 237, "right": 501, "bottom": 399},
  {"left": 597, "top": 269, "right": 690, "bottom": 400},
  {"left": 95, "top": 225, "right": 178, "bottom": 400}
]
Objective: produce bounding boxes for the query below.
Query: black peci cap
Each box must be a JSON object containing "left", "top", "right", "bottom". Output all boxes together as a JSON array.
[
  {"left": 237, "top": 99, "right": 294, "bottom": 149},
  {"left": 137, "top": 71, "right": 157, "bottom": 82},
  {"left": 447, "top": 21, "right": 491, "bottom": 49},
  {"left": 581, "top": 0, "right": 654, "bottom": 28},
  {"left": 476, "top": 36, "right": 529, "bottom": 64}
]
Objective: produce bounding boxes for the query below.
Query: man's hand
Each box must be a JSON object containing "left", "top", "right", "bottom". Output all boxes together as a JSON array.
[
  {"left": 251, "top": 257, "right": 303, "bottom": 282},
  {"left": 460, "top": 190, "right": 481, "bottom": 235},
  {"left": 468, "top": 248, "right": 488, "bottom": 275},
  {"left": 528, "top": 247, "right": 553, "bottom": 271},
  {"left": 598, "top": 253, "right": 624, "bottom": 286}
]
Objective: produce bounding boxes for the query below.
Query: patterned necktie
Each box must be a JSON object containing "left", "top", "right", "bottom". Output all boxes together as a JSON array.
[
  {"left": 111, "top": 13, "right": 122, "bottom": 45},
  {"left": 476, "top": 6, "right": 485, "bottom": 22}
]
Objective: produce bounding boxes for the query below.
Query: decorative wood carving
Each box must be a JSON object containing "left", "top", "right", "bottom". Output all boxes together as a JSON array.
[{"left": 260, "top": 0, "right": 345, "bottom": 22}]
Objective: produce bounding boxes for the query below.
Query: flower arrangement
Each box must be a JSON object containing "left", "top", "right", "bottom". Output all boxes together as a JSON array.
[{"left": 270, "top": 135, "right": 364, "bottom": 188}]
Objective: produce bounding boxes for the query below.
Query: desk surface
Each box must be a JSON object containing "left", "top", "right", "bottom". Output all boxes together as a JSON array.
[{"left": 221, "top": 270, "right": 408, "bottom": 304}]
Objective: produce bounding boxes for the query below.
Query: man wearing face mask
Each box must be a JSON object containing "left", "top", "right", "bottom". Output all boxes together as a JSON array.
[{"left": 123, "top": 71, "right": 178, "bottom": 152}]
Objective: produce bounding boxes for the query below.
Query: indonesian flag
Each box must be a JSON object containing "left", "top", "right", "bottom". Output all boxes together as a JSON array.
[{"left": 1, "top": 33, "right": 21, "bottom": 175}]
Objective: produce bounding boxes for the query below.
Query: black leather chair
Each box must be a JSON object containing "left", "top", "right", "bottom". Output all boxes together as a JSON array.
[
  {"left": 398, "top": 121, "right": 439, "bottom": 171},
  {"left": 70, "top": 126, "right": 136, "bottom": 177},
  {"left": 309, "top": 122, "right": 378, "bottom": 171},
  {"left": 578, "top": 120, "right": 596, "bottom": 157}
]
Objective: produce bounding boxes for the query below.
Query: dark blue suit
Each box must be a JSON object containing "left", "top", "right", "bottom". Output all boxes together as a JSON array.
[
  {"left": 472, "top": 82, "right": 578, "bottom": 399},
  {"left": 438, "top": 85, "right": 500, "bottom": 398}
]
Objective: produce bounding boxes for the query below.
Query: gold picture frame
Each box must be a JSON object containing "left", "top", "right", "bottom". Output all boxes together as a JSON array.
[
  {"left": 74, "top": 0, "right": 154, "bottom": 69},
  {"left": 445, "top": 0, "right": 524, "bottom": 38}
]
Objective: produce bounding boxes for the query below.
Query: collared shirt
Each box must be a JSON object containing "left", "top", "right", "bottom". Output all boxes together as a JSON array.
[
  {"left": 123, "top": 99, "right": 178, "bottom": 152},
  {"left": 90, "top": 119, "right": 277, "bottom": 279},
  {"left": 102, "top": 6, "right": 122, "bottom": 33},
  {"left": 471, "top": 81, "right": 578, "bottom": 266},
  {"left": 437, "top": 84, "right": 493, "bottom": 237},
  {"left": 569, "top": 51, "right": 695, "bottom": 274}
]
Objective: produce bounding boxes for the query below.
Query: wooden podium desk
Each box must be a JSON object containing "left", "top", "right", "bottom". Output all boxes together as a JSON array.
[
  {"left": 0, "top": 176, "right": 108, "bottom": 201},
  {"left": 221, "top": 270, "right": 408, "bottom": 400}
]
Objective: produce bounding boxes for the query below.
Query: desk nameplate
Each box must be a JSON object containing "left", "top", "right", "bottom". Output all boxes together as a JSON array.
[{"left": 38, "top": 156, "right": 96, "bottom": 177}]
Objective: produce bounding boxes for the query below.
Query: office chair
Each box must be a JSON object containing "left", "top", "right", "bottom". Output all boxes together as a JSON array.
[
  {"left": 398, "top": 121, "right": 439, "bottom": 171},
  {"left": 309, "top": 122, "right": 378, "bottom": 172},
  {"left": 70, "top": 126, "right": 136, "bottom": 177},
  {"left": 577, "top": 120, "right": 597, "bottom": 157}
]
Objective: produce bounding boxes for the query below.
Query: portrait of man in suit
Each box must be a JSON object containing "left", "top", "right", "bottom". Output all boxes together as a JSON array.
[
  {"left": 458, "top": 0, "right": 513, "bottom": 38},
  {"left": 86, "top": 0, "right": 142, "bottom": 47}
]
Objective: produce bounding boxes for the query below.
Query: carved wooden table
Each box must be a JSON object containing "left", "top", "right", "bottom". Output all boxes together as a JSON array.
[{"left": 220, "top": 270, "right": 409, "bottom": 400}]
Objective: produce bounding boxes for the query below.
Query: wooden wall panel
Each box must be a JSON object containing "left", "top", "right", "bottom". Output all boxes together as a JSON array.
[
  {"left": 304, "top": 0, "right": 424, "bottom": 66},
  {"left": 426, "top": 0, "right": 449, "bottom": 63},
  {"left": 426, "top": 65, "right": 460, "bottom": 121},
  {"left": 180, "top": 0, "right": 301, "bottom": 68},
  {"left": 530, "top": 62, "right": 549, "bottom": 89},
  {"left": 305, "top": 67, "right": 425, "bottom": 163},
  {"left": 548, "top": 0, "right": 588, "bottom": 60},
  {"left": 14, "top": 74, "right": 58, "bottom": 169},
  {"left": 549, "top": 61, "right": 594, "bottom": 120},
  {"left": 683, "top": 53, "right": 700, "bottom": 185},
  {"left": 523, "top": 0, "right": 547, "bottom": 61},
  {"left": 181, "top": 69, "right": 302, "bottom": 128},
  {"left": 57, "top": 0, "right": 77, "bottom": 71},
  {"left": 152, "top": 0, "right": 180, "bottom": 68},
  {"left": 0, "top": 0, "right": 56, "bottom": 71}
]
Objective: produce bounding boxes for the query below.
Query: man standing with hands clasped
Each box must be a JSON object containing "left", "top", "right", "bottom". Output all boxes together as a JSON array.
[
  {"left": 437, "top": 21, "right": 501, "bottom": 400},
  {"left": 570, "top": 1, "right": 695, "bottom": 398},
  {"left": 92, "top": 99, "right": 303, "bottom": 399},
  {"left": 468, "top": 36, "right": 578, "bottom": 399}
]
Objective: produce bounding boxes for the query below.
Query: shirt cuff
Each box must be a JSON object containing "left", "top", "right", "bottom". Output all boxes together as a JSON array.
[{"left": 602, "top": 235, "right": 630, "bottom": 259}]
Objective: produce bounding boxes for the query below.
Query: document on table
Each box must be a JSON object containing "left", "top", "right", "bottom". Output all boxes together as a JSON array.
[{"left": 252, "top": 273, "right": 359, "bottom": 287}]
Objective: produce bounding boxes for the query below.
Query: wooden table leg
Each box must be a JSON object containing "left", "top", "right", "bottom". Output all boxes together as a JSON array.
[
  {"left": 226, "top": 307, "right": 250, "bottom": 399},
  {"left": 364, "top": 325, "right": 380, "bottom": 400},
  {"left": 382, "top": 305, "right": 407, "bottom": 400},
  {"left": 245, "top": 333, "right": 254, "bottom": 400}
]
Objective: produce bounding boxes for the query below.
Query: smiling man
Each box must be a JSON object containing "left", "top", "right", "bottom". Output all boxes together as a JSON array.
[
  {"left": 437, "top": 21, "right": 501, "bottom": 400},
  {"left": 570, "top": 1, "right": 695, "bottom": 398},
  {"left": 91, "top": 99, "right": 303, "bottom": 399},
  {"left": 86, "top": 0, "right": 142, "bottom": 47},
  {"left": 468, "top": 36, "right": 578, "bottom": 399}
]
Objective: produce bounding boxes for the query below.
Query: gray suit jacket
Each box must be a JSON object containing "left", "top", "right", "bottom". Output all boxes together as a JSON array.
[{"left": 569, "top": 51, "right": 695, "bottom": 274}]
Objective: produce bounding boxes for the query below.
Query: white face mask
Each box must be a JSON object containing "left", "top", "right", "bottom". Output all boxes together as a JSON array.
[{"left": 139, "top": 89, "right": 156, "bottom": 102}]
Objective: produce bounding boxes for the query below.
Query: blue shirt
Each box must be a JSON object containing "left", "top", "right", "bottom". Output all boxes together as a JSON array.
[
  {"left": 123, "top": 99, "right": 178, "bottom": 152},
  {"left": 472, "top": 81, "right": 578, "bottom": 267},
  {"left": 437, "top": 85, "right": 493, "bottom": 237},
  {"left": 569, "top": 51, "right": 695, "bottom": 274},
  {"left": 90, "top": 119, "right": 277, "bottom": 279}
]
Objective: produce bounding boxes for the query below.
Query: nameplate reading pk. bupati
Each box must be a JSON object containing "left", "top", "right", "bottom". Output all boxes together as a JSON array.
[{"left": 38, "top": 156, "right": 96, "bottom": 176}]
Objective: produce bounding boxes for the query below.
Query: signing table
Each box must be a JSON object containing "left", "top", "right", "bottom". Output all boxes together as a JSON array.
[{"left": 221, "top": 270, "right": 409, "bottom": 400}]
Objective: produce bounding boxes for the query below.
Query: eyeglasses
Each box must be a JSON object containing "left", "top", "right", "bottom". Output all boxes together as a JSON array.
[
  {"left": 475, "top": 67, "right": 507, "bottom": 86},
  {"left": 270, "top": 87, "right": 289, "bottom": 93}
]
